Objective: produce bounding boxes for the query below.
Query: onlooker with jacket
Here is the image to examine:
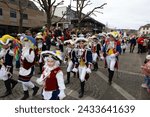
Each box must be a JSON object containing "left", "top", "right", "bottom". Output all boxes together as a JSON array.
[{"left": 129, "top": 35, "right": 136, "bottom": 53}]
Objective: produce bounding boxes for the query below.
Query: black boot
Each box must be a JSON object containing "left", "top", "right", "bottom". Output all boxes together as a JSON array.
[
  {"left": 73, "top": 72, "right": 76, "bottom": 78},
  {"left": 95, "top": 62, "right": 98, "bottom": 71},
  {"left": 1, "top": 79, "right": 12, "bottom": 97},
  {"left": 65, "top": 72, "right": 70, "bottom": 85},
  {"left": 92, "top": 63, "right": 96, "bottom": 71},
  {"left": 21, "top": 91, "right": 29, "bottom": 100},
  {"left": 108, "top": 70, "right": 114, "bottom": 85},
  {"left": 32, "top": 86, "right": 39, "bottom": 96},
  {"left": 108, "top": 68, "right": 110, "bottom": 78},
  {"left": 10, "top": 79, "right": 18, "bottom": 89},
  {"left": 78, "top": 81, "right": 85, "bottom": 98}
]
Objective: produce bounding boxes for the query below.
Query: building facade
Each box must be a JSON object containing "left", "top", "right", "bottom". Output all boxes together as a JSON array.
[
  {"left": 54, "top": 6, "right": 105, "bottom": 32},
  {"left": 139, "top": 24, "right": 150, "bottom": 35},
  {"left": 0, "top": 0, "right": 46, "bottom": 35}
]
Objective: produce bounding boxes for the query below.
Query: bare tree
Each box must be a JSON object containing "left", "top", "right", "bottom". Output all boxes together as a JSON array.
[
  {"left": 74, "top": 0, "right": 107, "bottom": 30},
  {"left": 0, "top": 0, "right": 29, "bottom": 33},
  {"left": 33, "top": 0, "right": 65, "bottom": 29}
]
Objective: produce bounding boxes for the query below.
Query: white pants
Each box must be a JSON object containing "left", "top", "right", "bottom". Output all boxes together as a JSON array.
[
  {"left": 78, "top": 66, "right": 87, "bottom": 82},
  {"left": 67, "top": 61, "right": 73, "bottom": 72},
  {"left": 92, "top": 53, "right": 98, "bottom": 62},
  {"left": 19, "top": 81, "right": 35, "bottom": 91},
  {"left": 106, "top": 55, "right": 116, "bottom": 71}
]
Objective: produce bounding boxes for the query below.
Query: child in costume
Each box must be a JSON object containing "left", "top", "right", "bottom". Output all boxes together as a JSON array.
[
  {"left": 0, "top": 35, "right": 18, "bottom": 97},
  {"left": 64, "top": 39, "right": 77, "bottom": 84},
  {"left": 91, "top": 35, "right": 101, "bottom": 71},
  {"left": 72, "top": 36, "right": 92, "bottom": 98},
  {"left": 102, "top": 32, "right": 120, "bottom": 85},
  {"left": 18, "top": 36, "right": 39, "bottom": 100},
  {"left": 37, "top": 51, "right": 66, "bottom": 100}
]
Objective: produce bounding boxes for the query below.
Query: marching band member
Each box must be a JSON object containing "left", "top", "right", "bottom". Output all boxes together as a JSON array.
[
  {"left": 72, "top": 36, "right": 92, "bottom": 98},
  {"left": 0, "top": 35, "right": 18, "bottom": 97},
  {"left": 18, "top": 36, "right": 39, "bottom": 100},
  {"left": 91, "top": 35, "right": 101, "bottom": 71},
  {"left": 36, "top": 51, "right": 66, "bottom": 100},
  {"left": 64, "top": 40, "right": 78, "bottom": 84},
  {"left": 102, "top": 32, "right": 120, "bottom": 85}
]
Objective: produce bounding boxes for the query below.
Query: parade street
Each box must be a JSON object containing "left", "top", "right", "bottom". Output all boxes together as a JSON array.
[{"left": 0, "top": 45, "right": 149, "bottom": 100}]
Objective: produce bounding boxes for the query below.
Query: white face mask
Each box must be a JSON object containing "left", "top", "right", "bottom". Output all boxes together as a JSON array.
[{"left": 38, "top": 42, "right": 43, "bottom": 48}]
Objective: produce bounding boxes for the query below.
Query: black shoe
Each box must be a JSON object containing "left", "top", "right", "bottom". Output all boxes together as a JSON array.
[
  {"left": 0, "top": 91, "right": 12, "bottom": 98},
  {"left": 21, "top": 91, "right": 29, "bottom": 100},
  {"left": 94, "top": 68, "right": 98, "bottom": 71},
  {"left": 108, "top": 81, "right": 112, "bottom": 86},
  {"left": 78, "top": 93, "right": 84, "bottom": 98},
  {"left": 32, "top": 86, "right": 39, "bottom": 96},
  {"left": 78, "top": 89, "right": 81, "bottom": 94}
]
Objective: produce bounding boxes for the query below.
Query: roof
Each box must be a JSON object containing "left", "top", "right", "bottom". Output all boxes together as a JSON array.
[
  {"left": 139, "top": 24, "right": 150, "bottom": 30},
  {"left": 66, "top": 7, "right": 105, "bottom": 27}
]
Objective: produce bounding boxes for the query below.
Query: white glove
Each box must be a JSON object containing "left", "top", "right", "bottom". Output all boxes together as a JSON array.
[
  {"left": 58, "top": 90, "right": 66, "bottom": 100},
  {"left": 72, "top": 68, "right": 78, "bottom": 73},
  {"left": 86, "top": 68, "right": 91, "bottom": 74},
  {"left": 36, "top": 77, "right": 44, "bottom": 85}
]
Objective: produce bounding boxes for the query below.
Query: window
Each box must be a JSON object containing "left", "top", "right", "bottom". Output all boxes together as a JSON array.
[
  {"left": 22, "top": 14, "right": 28, "bottom": 20},
  {"left": 0, "top": 8, "right": 2, "bottom": 16},
  {"left": 10, "top": 9, "right": 17, "bottom": 18}
]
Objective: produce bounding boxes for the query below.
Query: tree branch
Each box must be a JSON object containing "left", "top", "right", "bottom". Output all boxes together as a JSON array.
[
  {"left": 83, "top": 0, "right": 92, "bottom": 9},
  {"left": 53, "top": 11, "right": 66, "bottom": 25},
  {"left": 51, "top": 0, "right": 56, "bottom": 7},
  {"left": 81, "top": 3, "right": 107, "bottom": 21},
  {"left": 33, "top": 0, "right": 46, "bottom": 10}
]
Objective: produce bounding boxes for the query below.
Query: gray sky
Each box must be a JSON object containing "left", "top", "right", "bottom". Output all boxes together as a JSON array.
[
  {"left": 33, "top": 0, "right": 150, "bottom": 30},
  {"left": 63, "top": 0, "right": 150, "bottom": 30}
]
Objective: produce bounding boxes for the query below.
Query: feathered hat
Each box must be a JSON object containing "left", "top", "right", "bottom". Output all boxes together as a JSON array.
[
  {"left": 41, "top": 50, "right": 63, "bottom": 62},
  {"left": 23, "top": 36, "right": 36, "bottom": 45},
  {"left": 75, "top": 34, "right": 88, "bottom": 44},
  {"left": 107, "top": 31, "right": 120, "bottom": 39},
  {"left": 0, "top": 34, "right": 15, "bottom": 45}
]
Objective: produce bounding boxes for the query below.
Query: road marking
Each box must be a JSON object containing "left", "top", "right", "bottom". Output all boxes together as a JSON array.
[
  {"left": 98, "top": 66, "right": 144, "bottom": 77},
  {"left": 96, "top": 71, "right": 136, "bottom": 100}
]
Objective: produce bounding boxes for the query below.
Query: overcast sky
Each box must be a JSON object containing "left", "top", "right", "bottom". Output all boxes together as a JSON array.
[
  {"left": 62, "top": 0, "right": 150, "bottom": 30},
  {"left": 33, "top": 0, "right": 150, "bottom": 30}
]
